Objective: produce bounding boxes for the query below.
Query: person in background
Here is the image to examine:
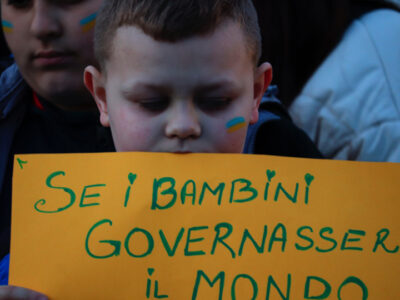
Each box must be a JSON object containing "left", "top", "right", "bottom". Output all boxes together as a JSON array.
[
  {"left": 0, "top": 0, "right": 113, "bottom": 298},
  {"left": 253, "top": 0, "right": 400, "bottom": 161}
]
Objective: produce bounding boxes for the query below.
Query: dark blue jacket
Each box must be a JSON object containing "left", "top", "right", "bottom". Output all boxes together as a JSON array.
[
  {"left": 0, "top": 255, "right": 8, "bottom": 285},
  {"left": 0, "top": 64, "right": 28, "bottom": 285},
  {"left": 0, "top": 64, "right": 29, "bottom": 204},
  {"left": 0, "top": 63, "right": 321, "bottom": 285},
  {"left": 0, "top": 65, "right": 29, "bottom": 285}
]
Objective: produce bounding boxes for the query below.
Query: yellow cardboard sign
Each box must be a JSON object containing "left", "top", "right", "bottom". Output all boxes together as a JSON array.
[{"left": 10, "top": 153, "right": 400, "bottom": 299}]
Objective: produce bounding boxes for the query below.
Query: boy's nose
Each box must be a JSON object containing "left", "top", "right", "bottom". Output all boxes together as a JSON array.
[
  {"left": 30, "top": 1, "right": 62, "bottom": 41},
  {"left": 165, "top": 102, "right": 201, "bottom": 140}
]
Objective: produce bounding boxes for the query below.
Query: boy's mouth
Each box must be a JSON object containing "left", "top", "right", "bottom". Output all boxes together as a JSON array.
[{"left": 32, "top": 50, "right": 74, "bottom": 68}]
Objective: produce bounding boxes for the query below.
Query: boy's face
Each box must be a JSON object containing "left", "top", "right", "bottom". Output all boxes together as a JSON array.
[
  {"left": 1, "top": 0, "right": 102, "bottom": 109},
  {"left": 85, "top": 21, "right": 272, "bottom": 153}
]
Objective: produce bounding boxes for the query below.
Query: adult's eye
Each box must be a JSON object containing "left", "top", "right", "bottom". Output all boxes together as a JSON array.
[
  {"left": 196, "top": 97, "right": 232, "bottom": 112},
  {"left": 138, "top": 98, "right": 169, "bottom": 113},
  {"left": 7, "top": 0, "right": 32, "bottom": 9}
]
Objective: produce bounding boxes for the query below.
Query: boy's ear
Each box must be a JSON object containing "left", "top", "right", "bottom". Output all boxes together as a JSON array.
[
  {"left": 250, "top": 62, "right": 273, "bottom": 124},
  {"left": 84, "top": 66, "right": 110, "bottom": 127}
]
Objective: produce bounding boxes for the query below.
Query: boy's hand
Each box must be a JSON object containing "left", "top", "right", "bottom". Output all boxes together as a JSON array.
[{"left": 0, "top": 285, "right": 48, "bottom": 300}]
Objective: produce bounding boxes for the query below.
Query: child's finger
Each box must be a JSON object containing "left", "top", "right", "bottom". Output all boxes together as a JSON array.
[{"left": 0, "top": 285, "right": 48, "bottom": 300}]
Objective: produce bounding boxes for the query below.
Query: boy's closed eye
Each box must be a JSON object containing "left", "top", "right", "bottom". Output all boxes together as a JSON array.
[
  {"left": 195, "top": 97, "right": 232, "bottom": 112},
  {"left": 135, "top": 96, "right": 233, "bottom": 114},
  {"left": 6, "top": 0, "right": 31, "bottom": 9},
  {"left": 136, "top": 97, "right": 170, "bottom": 113}
]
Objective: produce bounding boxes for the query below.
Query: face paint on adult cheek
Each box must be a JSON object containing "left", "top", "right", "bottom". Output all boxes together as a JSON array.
[
  {"left": 2, "top": 20, "right": 14, "bottom": 33},
  {"left": 80, "top": 12, "right": 97, "bottom": 33},
  {"left": 226, "top": 116, "right": 247, "bottom": 133}
]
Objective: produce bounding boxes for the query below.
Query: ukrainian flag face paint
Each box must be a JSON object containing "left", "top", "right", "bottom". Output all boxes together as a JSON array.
[
  {"left": 2, "top": 20, "right": 13, "bottom": 33},
  {"left": 80, "top": 12, "right": 97, "bottom": 32},
  {"left": 226, "top": 117, "right": 246, "bottom": 133}
]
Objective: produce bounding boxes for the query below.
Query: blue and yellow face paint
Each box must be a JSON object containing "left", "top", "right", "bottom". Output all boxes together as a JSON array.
[
  {"left": 2, "top": 20, "right": 14, "bottom": 34},
  {"left": 226, "top": 117, "right": 246, "bottom": 133},
  {"left": 80, "top": 12, "right": 97, "bottom": 32}
]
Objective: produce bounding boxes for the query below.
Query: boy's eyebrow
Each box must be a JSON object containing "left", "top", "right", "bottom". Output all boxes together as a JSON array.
[
  {"left": 194, "top": 80, "right": 240, "bottom": 94},
  {"left": 121, "top": 83, "right": 171, "bottom": 97},
  {"left": 120, "top": 80, "right": 240, "bottom": 97}
]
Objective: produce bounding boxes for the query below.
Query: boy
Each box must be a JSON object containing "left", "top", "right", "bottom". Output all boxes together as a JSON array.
[{"left": 85, "top": 0, "right": 321, "bottom": 155}]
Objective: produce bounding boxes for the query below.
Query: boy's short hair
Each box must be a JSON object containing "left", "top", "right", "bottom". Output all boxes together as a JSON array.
[{"left": 94, "top": 0, "right": 261, "bottom": 71}]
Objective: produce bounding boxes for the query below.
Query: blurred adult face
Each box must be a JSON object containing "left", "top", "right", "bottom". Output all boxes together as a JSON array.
[{"left": 1, "top": 0, "right": 103, "bottom": 110}]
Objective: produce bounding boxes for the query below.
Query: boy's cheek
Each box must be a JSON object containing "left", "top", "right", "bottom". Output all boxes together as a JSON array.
[
  {"left": 111, "top": 118, "right": 155, "bottom": 152},
  {"left": 217, "top": 128, "right": 248, "bottom": 153}
]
